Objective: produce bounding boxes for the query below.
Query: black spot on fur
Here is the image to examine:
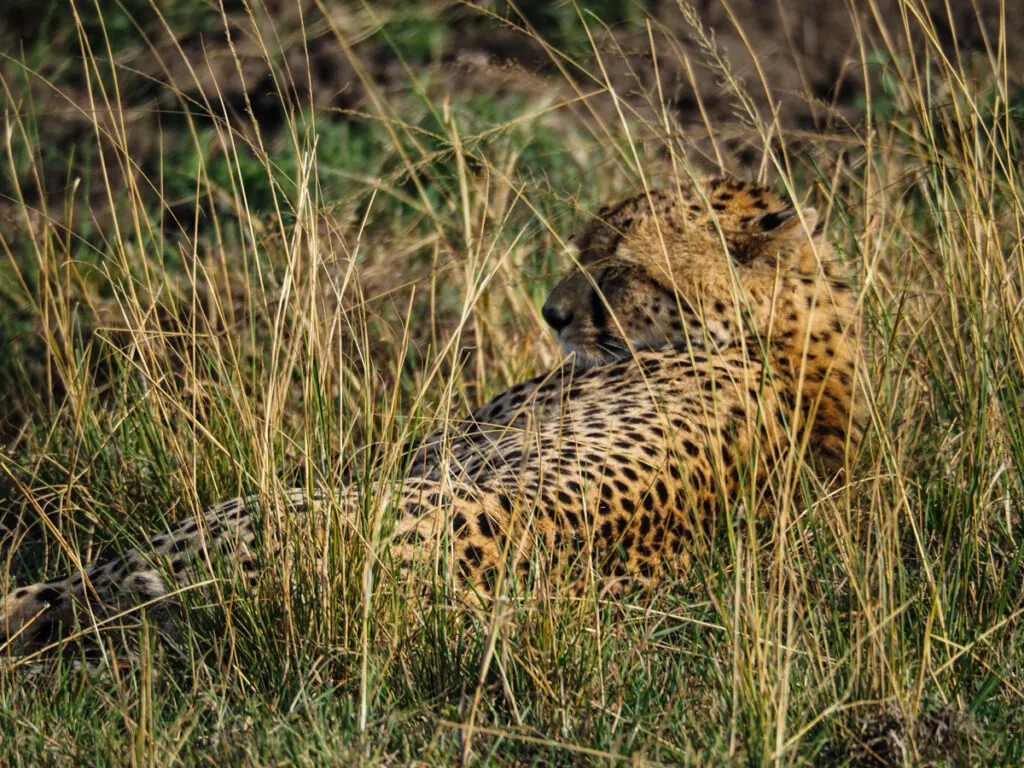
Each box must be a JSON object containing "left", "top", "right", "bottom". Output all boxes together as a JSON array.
[
  {"left": 170, "top": 538, "right": 192, "bottom": 555},
  {"left": 35, "top": 587, "right": 63, "bottom": 605},
  {"left": 403, "top": 530, "right": 427, "bottom": 545},
  {"left": 655, "top": 481, "right": 669, "bottom": 506},
  {"left": 463, "top": 545, "right": 484, "bottom": 566},
  {"left": 477, "top": 513, "right": 496, "bottom": 538},
  {"left": 405, "top": 503, "right": 428, "bottom": 518}
]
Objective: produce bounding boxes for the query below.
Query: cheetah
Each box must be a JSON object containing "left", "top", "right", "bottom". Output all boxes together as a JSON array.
[{"left": 0, "top": 177, "right": 866, "bottom": 650}]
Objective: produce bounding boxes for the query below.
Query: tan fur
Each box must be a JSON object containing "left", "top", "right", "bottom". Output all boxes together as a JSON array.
[{"left": 1, "top": 178, "right": 866, "bottom": 651}]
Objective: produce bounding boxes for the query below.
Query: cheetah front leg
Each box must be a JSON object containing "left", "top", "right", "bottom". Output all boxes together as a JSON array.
[
  {"left": 0, "top": 490, "right": 313, "bottom": 652},
  {"left": 1, "top": 473, "right": 545, "bottom": 653}
]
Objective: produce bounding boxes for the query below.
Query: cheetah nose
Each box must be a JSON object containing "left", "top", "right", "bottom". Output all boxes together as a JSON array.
[{"left": 542, "top": 304, "right": 574, "bottom": 333}]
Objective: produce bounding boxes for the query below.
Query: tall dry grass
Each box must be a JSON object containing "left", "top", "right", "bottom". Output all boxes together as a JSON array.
[{"left": 0, "top": 0, "right": 1021, "bottom": 763}]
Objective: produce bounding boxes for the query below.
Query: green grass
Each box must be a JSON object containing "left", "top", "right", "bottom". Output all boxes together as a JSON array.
[{"left": 2, "top": 1, "right": 1023, "bottom": 765}]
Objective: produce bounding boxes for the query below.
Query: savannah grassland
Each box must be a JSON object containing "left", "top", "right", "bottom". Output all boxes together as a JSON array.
[{"left": 0, "top": 1, "right": 1022, "bottom": 765}]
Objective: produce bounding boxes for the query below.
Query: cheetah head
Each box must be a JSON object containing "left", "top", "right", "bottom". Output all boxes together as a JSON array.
[{"left": 542, "top": 178, "right": 842, "bottom": 369}]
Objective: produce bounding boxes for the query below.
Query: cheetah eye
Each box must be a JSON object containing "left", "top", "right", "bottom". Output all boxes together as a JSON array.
[
  {"left": 752, "top": 206, "right": 819, "bottom": 238},
  {"left": 757, "top": 209, "right": 798, "bottom": 232}
]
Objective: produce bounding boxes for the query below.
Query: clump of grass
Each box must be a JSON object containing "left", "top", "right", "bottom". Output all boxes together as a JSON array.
[{"left": 1, "top": 0, "right": 1022, "bottom": 764}]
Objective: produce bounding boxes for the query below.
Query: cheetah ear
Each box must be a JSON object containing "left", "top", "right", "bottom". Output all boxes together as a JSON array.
[{"left": 755, "top": 206, "right": 819, "bottom": 239}]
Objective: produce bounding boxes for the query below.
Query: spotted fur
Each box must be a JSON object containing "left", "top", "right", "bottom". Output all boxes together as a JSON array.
[{"left": 0, "top": 178, "right": 866, "bottom": 650}]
